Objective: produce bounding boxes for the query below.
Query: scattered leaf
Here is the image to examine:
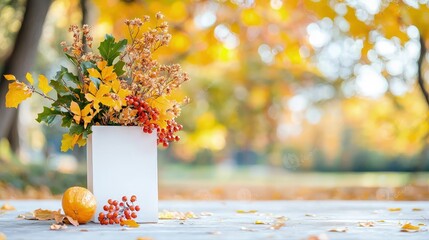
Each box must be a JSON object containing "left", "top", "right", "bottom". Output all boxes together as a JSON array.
[
  {"left": 358, "top": 221, "right": 375, "bottom": 227},
  {"left": 159, "top": 210, "right": 199, "bottom": 220},
  {"left": 412, "top": 208, "right": 423, "bottom": 211},
  {"left": 240, "top": 227, "right": 257, "bottom": 232},
  {"left": 307, "top": 234, "right": 329, "bottom": 240},
  {"left": 80, "top": 229, "right": 89, "bottom": 232},
  {"left": 377, "top": 220, "right": 385, "bottom": 222},
  {"left": 50, "top": 223, "right": 67, "bottom": 230},
  {"left": 200, "top": 212, "right": 213, "bottom": 216},
  {"left": 401, "top": 223, "right": 420, "bottom": 232},
  {"left": 270, "top": 216, "right": 287, "bottom": 230},
  {"left": 236, "top": 210, "right": 257, "bottom": 214},
  {"left": 34, "top": 209, "right": 60, "bottom": 220},
  {"left": 255, "top": 220, "right": 267, "bottom": 224},
  {"left": 388, "top": 208, "right": 401, "bottom": 212},
  {"left": 0, "top": 203, "right": 15, "bottom": 211},
  {"left": 122, "top": 219, "right": 139, "bottom": 228},
  {"left": 328, "top": 227, "right": 348, "bottom": 232},
  {"left": 418, "top": 223, "right": 426, "bottom": 226},
  {"left": 136, "top": 237, "right": 153, "bottom": 240},
  {"left": 17, "top": 212, "right": 36, "bottom": 220},
  {"left": 207, "top": 231, "right": 222, "bottom": 235},
  {"left": 65, "top": 215, "right": 79, "bottom": 226},
  {"left": 305, "top": 213, "right": 316, "bottom": 217}
]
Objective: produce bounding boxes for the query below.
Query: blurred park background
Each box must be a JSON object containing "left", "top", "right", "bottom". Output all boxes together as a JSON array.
[{"left": 0, "top": 0, "right": 429, "bottom": 200}]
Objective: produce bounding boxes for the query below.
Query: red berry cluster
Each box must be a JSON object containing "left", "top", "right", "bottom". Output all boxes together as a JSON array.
[
  {"left": 157, "top": 120, "right": 183, "bottom": 147},
  {"left": 98, "top": 195, "right": 140, "bottom": 225},
  {"left": 125, "top": 95, "right": 183, "bottom": 147}
]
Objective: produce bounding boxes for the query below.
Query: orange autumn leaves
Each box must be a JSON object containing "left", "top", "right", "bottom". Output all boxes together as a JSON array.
[
  {"left": 4, "top": 73, "right": 52, "bottom": 108},
  {"left": 4, "top": 60, "right": 178, "bottom": 152}
]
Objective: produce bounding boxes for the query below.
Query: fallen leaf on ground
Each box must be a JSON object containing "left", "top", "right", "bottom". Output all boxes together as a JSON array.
[
  {"left": 122, "top": 219, "right": 139, "bottom": 228},
  {"left": 240, "top": 227, "right": 257, "bottom": 232},
  {"left": 254, "top": 220, "right": 267, "bottom": 224},
  {"left": 0, "top": 203, "right": 15, "bottom": 211},
  {"left": 412, "top": 208, "right": 423, "bottom": 211},
  {"left": 207, "top": 231, "right": 222, "bottom": 235},
  {"left": 269, "top": 216, "right": 287, "bottom": 230},
  {"left": 388, "top": 208, "right": 401, "bottom": 212},
  {"left": 418, "top": 223, "right": 426, "bottom": 226},
  {"left": 401, "top": 223, "right": 420, "bottom": 232},
  {"left": 0, "top": 232, "right": 6, "bottom": 240},
  {"left": 159, "top": 210, "right": 198, "bottom": 220},
  {"left": 358, "top": 221, "right": 375, "bottom": 227},
  {"left": 200, "top": 212, "right": 213, "bottom": 216},
  {"left": 307, "top": 233, "right": 329, "bottom": 240},
  {"left": 34, "top": 209, "right": 60, "bottom": 220},
  {"left": 305, "top": 214, "right": 316, "bottom": 217},
  {"left": 50, "top": 224, "right": 67, "bottom": 230},
  {"left": 328, "top": 227, "right": 348, "bottom": 232},
  {"left": 80, "top": 229, "right": 89, "bottom": 232},
  {"left": 377, "top": 220, "right": 385, "bottom": 222},
  {"left": 17, "top": 212, "right": 36, "bottom": 220},
  {"left": 236, "top": 210, "right": 257, "bottom": 214},
  {"left": 136, "top": 237, "right": 153, "bottom": 240},
  {"left": 64, "top": 216, "right": 79, "bottom": 226}
]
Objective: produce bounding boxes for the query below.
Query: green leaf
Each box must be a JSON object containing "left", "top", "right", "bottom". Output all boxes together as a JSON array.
[
  {"left": 36, "top": 107, "right": 62, "bottom": 125},
  {"left": 114, "top": 60, "right": 126, "bottom": 76},
  {"left": 65, "top": 53, "right": 79, "bottom": 66},
  {"left": 61, "top": 114, "right": 73, "bottom": 128},
  {"left": 52, "top": 94, "right": 74, "bottom": 107},
  {"left": 98, "top": 34, "right": 127, "bottom": 65},
  {"left": 80, "top": 61, "right": 96, "bottom": 75},
  {"left": 50, "top": 80, "right": 68, "bottom": 94},
  {"left": 55, "top": 66, "right": 80, "bottom": 87},
  {"left": 69, "top": 124, "right": 85, "bottom": 135}
]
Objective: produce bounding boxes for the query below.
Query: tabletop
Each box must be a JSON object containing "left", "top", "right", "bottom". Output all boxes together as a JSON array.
[{"left": 0, "top": 200, "right": 428, "bottom": 240}]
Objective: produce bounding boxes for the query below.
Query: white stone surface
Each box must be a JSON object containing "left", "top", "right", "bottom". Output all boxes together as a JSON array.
[{"left": 0, "top": 200, "right": 428, "bottom": 239}]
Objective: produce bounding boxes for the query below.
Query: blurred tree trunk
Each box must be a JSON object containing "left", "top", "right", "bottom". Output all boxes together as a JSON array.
[
  {"left": 418, "top": 36, "right": 429, "bottom": 107},
  {"left": 0, "top": 0, "right": 52, "bottom": 152}
]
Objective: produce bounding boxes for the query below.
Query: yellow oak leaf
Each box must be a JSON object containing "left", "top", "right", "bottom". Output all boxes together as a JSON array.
[
  {"left": 97, "top": 60, "right": 107, "bottom": 70},
  {"left": 85, "top": 82, "right": 113, "bottom": 110},
  {"left": 61, "top": 133, "right": 82, "bottom": 152},
  {"left": 5, "top": 81, "right": 32, "bottom": 108},
  {"left": 26, "top": 72, "right": 34, "bottom": 85},
  {"left": 38, "top": 75, "right": 53, "bottom": 94},
  {"left": 121, "top": 219, "right": 139, "bottom": 228},
  {"left": 88, "top": 60, "right": 117, "bottom": 83},
  {"left": 70, "top": 101, "right": 94, "bottom": 128},
  {"left": 147, "top": 96, "right": 174, "bottom": 128},
  {"left": 87, "top": 68, "right": 101, "bottom": 79},
  {"left": 110, "top": 79, "right": 131, "bottom": 111},
  {"left": 4, "top": 74, "right": 16, "bottom": 81}
]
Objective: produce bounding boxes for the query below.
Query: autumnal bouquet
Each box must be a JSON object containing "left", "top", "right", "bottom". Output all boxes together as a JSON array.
[{"left": 4, "top": 13, "right": 189, "bottom": 152}]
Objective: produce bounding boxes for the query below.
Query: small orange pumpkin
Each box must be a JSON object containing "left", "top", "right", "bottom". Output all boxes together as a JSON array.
[{"left": 62, "top": 186, "right": 97, "bottom": 224}]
